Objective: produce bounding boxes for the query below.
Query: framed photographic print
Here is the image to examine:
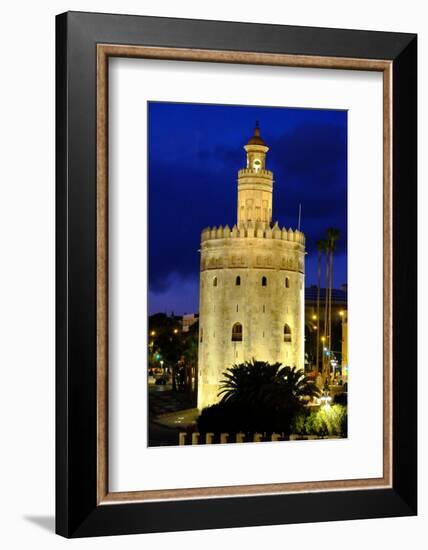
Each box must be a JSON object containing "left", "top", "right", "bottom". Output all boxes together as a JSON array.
[{"left": 56, "top": 11, "right": 417, "bottom": 538}]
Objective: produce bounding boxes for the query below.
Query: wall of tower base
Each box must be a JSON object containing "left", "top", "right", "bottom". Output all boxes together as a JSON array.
[{"left": 197, "top": 384, "right": 220, "bottom": 411}]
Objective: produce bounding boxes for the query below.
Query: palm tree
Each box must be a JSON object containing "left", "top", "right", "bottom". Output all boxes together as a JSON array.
[
  {"left": 323, "top": 238, "right": 330, "bottom": 382},
  {"left": 326, "top": 228, "right": 341, "bottom": 365},
  {"left": 316, "top": 240, "right": 327, "bottom": 373},
  {"left": 213, "top": 360, "right": 320, "bottom": 435}
]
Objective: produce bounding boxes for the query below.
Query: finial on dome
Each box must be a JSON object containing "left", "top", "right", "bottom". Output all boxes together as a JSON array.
[{"left": 247, "top": 121, "right": 265, "bottom": 145}]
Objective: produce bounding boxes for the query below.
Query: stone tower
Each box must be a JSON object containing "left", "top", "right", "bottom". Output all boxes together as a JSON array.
[{"left": 197, "top": 123, "right": 305, "bottom": 410}]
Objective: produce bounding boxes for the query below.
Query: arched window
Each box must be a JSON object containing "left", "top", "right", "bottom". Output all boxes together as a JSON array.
[
  {"left": 213, "top": 276, "right": 217, "bottom": 287},
  {"left": 232, "top": 323, "right": 243, "bottom": 342},
  {"left": 261, "top": 276, "right": 267, "bottom": 286},
  {"left": 284, "top": 324, "right": 292, "bottom": 343},
  {"left": 285, "top": 277, "right": 290, "bottom": 288},
  {"left": 236, "top": 276, "right": 241, "bottom": 286}
]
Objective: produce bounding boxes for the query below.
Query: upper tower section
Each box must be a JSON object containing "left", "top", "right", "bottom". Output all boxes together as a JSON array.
[
  {"left": 244, "top": 121, "right": 268, "bottom": 170},
  {"left": 237, "top": 122, "right": 274, "bottom": 226}
]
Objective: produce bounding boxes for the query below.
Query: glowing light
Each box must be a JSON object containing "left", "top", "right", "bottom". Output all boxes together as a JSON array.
[
  {"left": 320, "top": 393, "right": 332, "bottom": 410},
  {"left": 312, "top": 314, "right": 317, "bottom": 320},
  {"left": 173, "top": 328, "right": 178, "bottom": 334},
  {"left": 150, "top": 330, "right": 156, "bottom": 336},
  {"left": 339, "top": 310, "right": 345, "bottom": 317}
]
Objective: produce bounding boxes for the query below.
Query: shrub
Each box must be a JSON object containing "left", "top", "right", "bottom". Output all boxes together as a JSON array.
[
  {"left": 292, "top": 405, "right": 347, "bottom": 438},
  {"left": 197, "top": 402, "right": 243, "bottom": 434}
]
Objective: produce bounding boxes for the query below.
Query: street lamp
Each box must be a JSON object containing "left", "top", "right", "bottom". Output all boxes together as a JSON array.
[{"left": 150, "top": 330, "right": 156, "bottom": 336}]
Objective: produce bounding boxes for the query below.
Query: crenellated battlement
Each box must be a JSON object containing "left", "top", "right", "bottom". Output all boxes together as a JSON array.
[
  {"left": 238, "top": 168, "right": 273, "bottom": 178},
  {"left": 201, "top": 222, "right": 305, "bottom": 245}
]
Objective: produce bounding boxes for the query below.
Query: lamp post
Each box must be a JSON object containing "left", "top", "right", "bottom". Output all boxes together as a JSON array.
[
  {"left": 321, "top": 336, "right": 327, "bottom": 384},
  {"left": 339, "top": 310, "right": 347, "bottom": 383}
]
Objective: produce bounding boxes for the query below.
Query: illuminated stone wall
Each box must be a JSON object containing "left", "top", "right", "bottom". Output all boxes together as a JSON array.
[{"left": 197, "top": 225, "right": 305, "bottom": 410}]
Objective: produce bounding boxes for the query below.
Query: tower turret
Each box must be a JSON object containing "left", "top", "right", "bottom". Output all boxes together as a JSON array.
[{"left": 237, "top": 122, "right": 274, "bottom": 225}]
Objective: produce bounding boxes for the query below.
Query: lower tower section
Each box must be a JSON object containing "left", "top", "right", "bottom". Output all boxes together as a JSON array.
[{"left": 197, "top": 223, "right": 305, "bottom": 410}]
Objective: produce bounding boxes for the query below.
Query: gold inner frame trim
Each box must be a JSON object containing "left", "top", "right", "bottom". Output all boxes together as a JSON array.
[{"left": 96, "top": 44, "right": 393, "bottom": 504}]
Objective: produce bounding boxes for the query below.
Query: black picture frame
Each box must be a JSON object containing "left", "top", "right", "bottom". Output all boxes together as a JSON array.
[{"left": 56, "top": 11, "right": 417, "bottom": 538}]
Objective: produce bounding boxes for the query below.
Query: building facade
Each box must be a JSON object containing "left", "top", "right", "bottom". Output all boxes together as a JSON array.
[
  {"left": 182, "top": 313, "right": 199, "bottom": 333},
  {"left": 197, "top": 124, "right": 305, "bottom": 410}
]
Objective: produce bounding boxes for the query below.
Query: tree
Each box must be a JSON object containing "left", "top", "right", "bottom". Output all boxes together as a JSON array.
[
  {"left": 148, "top": 313, "right": 183, "bottom": 370},
  {"left": 316, "top": 239, "right": 328, "bottom": 373},
  {"left": 322, "top": 236, "right": 330, "bottom": 382},
  {"left": 326, "top": 227, "right": 341, "bottom": 376},
  {"left": 182, "top": 321, "right": 199, "bottom": 402},
  {"left": 198, "top": 361, "right": 320, "bottom": 436}
]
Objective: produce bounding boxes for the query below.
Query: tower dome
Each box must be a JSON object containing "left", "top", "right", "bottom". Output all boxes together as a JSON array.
[{"left": 246, "top": 121, "right": 266, "bottom": 146}]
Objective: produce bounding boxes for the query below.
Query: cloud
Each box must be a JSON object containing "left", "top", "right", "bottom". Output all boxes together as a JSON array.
[
  {"left": 148, "top": 161, "right": 235, "bottom": 292},
  {"left": 149, "top": 272, "right": 200, "bottom": 315}
]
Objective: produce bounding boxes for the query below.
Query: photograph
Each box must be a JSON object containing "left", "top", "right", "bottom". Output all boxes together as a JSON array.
[{"left": 147, "top": 101, "right": 348, "bottom": 446}]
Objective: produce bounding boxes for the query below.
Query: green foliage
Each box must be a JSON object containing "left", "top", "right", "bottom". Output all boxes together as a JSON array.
[
  {"left": 292, "top": 410, "right": 307, "bottom": 435},
  {"left": 326, "top": 227, "right": 341, "bottom": 252},
  {"left": 148, "top": 313, "right": 198, "bottom": 370},
  {"left": 197, "top": 360, "right": 321, "bottom": 436},
  {"left": 292, "top": 404, "right": 347, "bottom": 438},
  {"left": 218, "top": 361, "right": 320, "bottom": 405}
]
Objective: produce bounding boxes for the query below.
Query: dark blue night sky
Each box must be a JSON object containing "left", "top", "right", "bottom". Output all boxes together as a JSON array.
[{"left": 148, "top": 102, "right": 347, "bottom": 315}]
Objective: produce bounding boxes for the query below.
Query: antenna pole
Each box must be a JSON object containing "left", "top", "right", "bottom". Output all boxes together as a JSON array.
[{"left": 297, "top": 203, "right": 302, "bottom": 231}]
